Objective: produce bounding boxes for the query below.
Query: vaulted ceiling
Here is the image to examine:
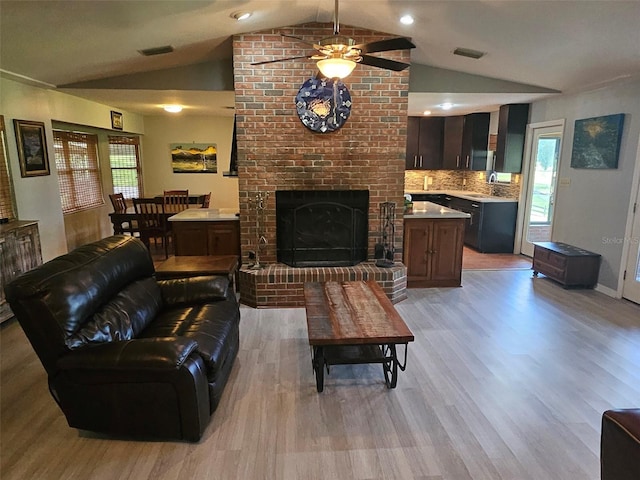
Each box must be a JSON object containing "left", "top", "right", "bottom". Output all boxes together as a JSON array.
[{"left": 1, "top": 1, "right": 639, "bottom": 116}]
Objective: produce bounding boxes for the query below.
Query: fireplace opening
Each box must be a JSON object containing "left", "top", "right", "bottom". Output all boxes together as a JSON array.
[{"left": 276, "top": 190, "right": 369, "bottom": 267}]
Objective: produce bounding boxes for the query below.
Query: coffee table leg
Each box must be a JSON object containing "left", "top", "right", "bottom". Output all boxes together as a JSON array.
[
  {"left": 382, "top": 344, "right": 398, "bottom": 389},
  {"left": 312, "top": 346, "right": 325, "bottom": 392}
]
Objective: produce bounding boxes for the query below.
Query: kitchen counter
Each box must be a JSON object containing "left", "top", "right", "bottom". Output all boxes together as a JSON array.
[
  {"left": 168, "top": 208, "right": 239, "bottom": 222},
  {"left": 406, "top": 190, "right": 518, "bottom": 203},
  {"left": 405, "top": 202, "right": 470, "bottom": 219}
]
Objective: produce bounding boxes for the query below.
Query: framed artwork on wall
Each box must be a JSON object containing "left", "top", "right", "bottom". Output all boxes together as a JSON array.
[
  {"left": 570, "top": 113, "right": 625, "bottom": 169},
  {"left": 170, "top": 143, "right": 217, "bottom": 173},
  {"left": 13, "top": 119, "right": 50, "bottom": 177},
  {"left": 111, "top": 111, "right": 123, "bottom": 130}
]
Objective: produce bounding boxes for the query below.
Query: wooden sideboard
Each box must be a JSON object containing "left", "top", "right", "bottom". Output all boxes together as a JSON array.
[
  {"left": 532, "top": 241, "right": 601, "bottom": 288},
  {"left": 171, "top": 218, "right": 240, "bottom": 256},
  {"left": 0, "top": 221, "right": 43, "bottom": 323}
]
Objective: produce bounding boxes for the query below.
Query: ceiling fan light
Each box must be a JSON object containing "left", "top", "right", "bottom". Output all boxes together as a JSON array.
[
  {"left": 163, "top": 104, "right": 183, "bottom": 113},
  {"left": 317, "top": 58, "right": 357, "bottom": 79}
]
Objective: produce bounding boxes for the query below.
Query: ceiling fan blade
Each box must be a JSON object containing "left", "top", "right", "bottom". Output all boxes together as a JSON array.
[
  {"left": 360, "top": 55, "right": 411, "bottom": 72},
  {"left": 251, "top": 55, "right": 313, "bottom": 66},
  {"left": 353, "top": 37, "right": 416, "bottom": 54}
]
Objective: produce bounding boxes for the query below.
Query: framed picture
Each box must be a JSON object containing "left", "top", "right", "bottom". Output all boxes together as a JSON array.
[
  {"left": 13, "top": 119, "right": 50, "bottom": 177},
  {"left": 170, "top": 143, "right": 217, "bottom": 173},
  {"left": 111, "top": 111, "right": 123, "bottom": 130},
  {"left": 570, "top": 113, "right": 625, "bottom": 169}
]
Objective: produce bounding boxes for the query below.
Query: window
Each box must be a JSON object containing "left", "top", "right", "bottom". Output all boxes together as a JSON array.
[
  {"left": 53, "top": 131, "right": 104, "bottom": 214},
  {"left": 0, "top": 115, "right": 16, "bottom": 221},
  {"left": 108, "top": 136, "right": 142, "bottom": 198}
]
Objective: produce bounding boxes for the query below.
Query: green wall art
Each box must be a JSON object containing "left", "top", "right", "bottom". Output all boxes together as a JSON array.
[{"left": 570, "top": 114, "right": 625, "bottom": 169}]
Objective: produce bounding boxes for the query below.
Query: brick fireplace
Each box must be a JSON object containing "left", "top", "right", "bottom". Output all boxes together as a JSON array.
[{"left": 233, "top": 23, "right": 410, "bottom": 307}]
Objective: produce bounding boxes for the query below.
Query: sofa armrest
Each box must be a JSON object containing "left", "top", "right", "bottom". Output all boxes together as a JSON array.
[
  {"left": 601, "top": 409, "right": 640, "bottom": 480},
  {"left": 57, "top": 337, "right": 198, "bottom": 372},
  {"left": 157, "top": 275, "right": 231, "bottom": 307}
]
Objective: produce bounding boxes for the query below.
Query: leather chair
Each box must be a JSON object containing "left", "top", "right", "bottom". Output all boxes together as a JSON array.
[
  {"left": 601, "top": 409, "right": 640, "bottom": 479},
  {"left": 4, "top": 235, "right": 240, "bottom": 441}
]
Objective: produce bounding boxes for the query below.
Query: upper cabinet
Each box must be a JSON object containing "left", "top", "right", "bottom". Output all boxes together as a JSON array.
[
  {"left": 442, "top": 113, "right": 490, "bottom": 171},
  {"left": 406, "top": 117, "right": 444, "bottom": 170},
  {"left": 494, "top": 103, "right": 530, "bottom": 173},
  {"left": 407, "top": 113, "right": 489, "bottom": 171}
]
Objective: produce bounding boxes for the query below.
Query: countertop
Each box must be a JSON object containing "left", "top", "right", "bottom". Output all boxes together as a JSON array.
[
  {"left": 404, "top": 202, "right": 471, "bottom": 219},
  {"left": 405, "top": 190, "right": 518, "bottom": 203},
  {"left": 168, "top": 208, "right": 240, "bottom": 222}
]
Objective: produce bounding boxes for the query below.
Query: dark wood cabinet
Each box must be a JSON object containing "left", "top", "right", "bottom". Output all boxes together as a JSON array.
[
  {"left": 406, "top": 117, "right": 444, "bottom": 170},
  {"left": 494, "top": 103, "right": 530, "bottom": 173},
  {"left": 172, "top": 220, "right": 240, "bottom": 256},
  {"left": 532, "top": 242, "right": 601, "bottom": 288},
  {"left": 403, "top": 217, "right": 465, "bottom": 287},
  {"left": 442, "top": 113, "right": 489, "bottom": 170},
  {"left": 0, "top": 221, "right": 42, "bottom": 323}
]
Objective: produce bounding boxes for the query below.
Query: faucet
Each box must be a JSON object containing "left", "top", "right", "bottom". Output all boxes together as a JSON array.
[{"left": 488, "top": 171, "right": 498, "bottom": 184}]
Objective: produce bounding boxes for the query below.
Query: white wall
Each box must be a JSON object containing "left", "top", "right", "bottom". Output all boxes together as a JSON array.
[
  {"left": 0, "top": 77, "right": 144, "bottom": 260},
  {"left": 529, "top": 77, "right": 640, "bottom": 290},
  {"left": 141, "top": 115, "right": 239, "bottom": 211}
]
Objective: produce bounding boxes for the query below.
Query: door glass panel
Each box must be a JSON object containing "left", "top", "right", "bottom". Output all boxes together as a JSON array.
[{"left": 526, "top": 135, "right": 560, "bottom": 244}]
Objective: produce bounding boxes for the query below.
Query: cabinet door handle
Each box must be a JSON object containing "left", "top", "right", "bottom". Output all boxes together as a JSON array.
[
  {"left": 466, "top": 155, "right": 470, "bottom": 168},
  {"left": 419, "top": 155, "right": 423, "bottom": 167},
  {"left": 414, "top": 155, "right": 418, "bottom": 168},
  {"left": 456, "top": 155, "right": 460, "bottom": 168}
]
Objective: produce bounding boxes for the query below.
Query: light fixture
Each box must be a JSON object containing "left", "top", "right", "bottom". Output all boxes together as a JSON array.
[
  {"left": 231, "top": 11, "right": 251, "bottom": 21},
  {"left": 317, "top": 57, "right": 357, "bottom": 79},
  {"left": 441, "top": 102, "right": 454, "bottom": 111},
  {"left": 163, "top": 105, "right": 183, "bottom": 113},
  {"left": 423, "top": 110, "right": 432, "bottom": 116},
  {"left": 400, "top": 15, "right": 414, "bottom": 25}
]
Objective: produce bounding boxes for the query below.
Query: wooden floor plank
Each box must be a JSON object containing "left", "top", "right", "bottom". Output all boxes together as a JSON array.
[{"left": 1, "top": 269, "right": 639, "bottom": 480}]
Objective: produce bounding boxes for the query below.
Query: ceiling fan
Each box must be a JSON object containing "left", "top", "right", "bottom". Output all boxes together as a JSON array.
[{"left": 251, "top": 0, "right": 416, "bottom": 79}]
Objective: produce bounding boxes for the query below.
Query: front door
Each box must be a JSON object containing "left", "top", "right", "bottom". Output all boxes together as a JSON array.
[{"left": 520, "top": 122, "right": 564, "bottom": 257}]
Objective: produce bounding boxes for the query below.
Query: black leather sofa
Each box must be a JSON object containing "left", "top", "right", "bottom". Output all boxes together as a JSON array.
[
  {"left": 5, "top": 235, "right": 240, "bottom": 441},
  {"left": 601, "top": 409, "right": 640, "bottom": 479}
]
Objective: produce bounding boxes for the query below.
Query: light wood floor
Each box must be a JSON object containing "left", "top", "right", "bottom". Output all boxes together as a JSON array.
[{"left": 2, "top": 270, "right": 639, "bottom": 480}]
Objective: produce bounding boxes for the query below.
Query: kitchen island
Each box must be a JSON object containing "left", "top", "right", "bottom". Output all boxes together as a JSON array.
[
  {"left": 403, "top": 202, "right": 470, "bottom": 288},
  {"left": 168, "top": 208, "right": 240, "bottom": 256}
]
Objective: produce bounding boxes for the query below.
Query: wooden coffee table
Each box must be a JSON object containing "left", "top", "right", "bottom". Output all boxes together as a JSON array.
[
  {"left": 155, "top": 255, "right": 239, "bottom": 288},
  {"left": 304, "top": 280, "right": 414, "bottom": 392}
]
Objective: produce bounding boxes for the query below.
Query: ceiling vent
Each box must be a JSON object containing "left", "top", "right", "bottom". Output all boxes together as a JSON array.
[
  {"left": 453, "top": 47, "right": 485, "bottom": 60},
  {"left": 138, "top": 45, "right": 174, "bottom": 56}
]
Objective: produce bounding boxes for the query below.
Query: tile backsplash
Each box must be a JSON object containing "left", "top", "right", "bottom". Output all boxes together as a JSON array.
[{"left": 404, "top": 170, "right": 521, "bottom": 199}]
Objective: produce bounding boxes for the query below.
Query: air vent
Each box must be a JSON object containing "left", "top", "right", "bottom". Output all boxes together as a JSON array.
[
  {"left": 453, "top": 47, "right": 485, "bottom": 60},
  {"left": 138, "top": 45, "right": 174, "bottom": 56}
]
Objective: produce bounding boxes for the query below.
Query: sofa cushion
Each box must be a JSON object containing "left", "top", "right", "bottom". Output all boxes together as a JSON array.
[
  {"left": 141, "top": 300, "right": 240, "bottom": 382},
  {"left": 66, "top": 277, "right": 162, "bottom": 349}
]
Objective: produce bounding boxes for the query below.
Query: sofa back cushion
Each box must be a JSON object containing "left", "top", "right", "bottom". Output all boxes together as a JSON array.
[{"left": 5, "top": 236, "right": 157, "bottom": 375}]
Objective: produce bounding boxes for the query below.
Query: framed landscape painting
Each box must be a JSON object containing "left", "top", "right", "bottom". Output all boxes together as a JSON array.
[
  {"left": 570, "top": 113, "right": 625, "bottom": 169},
  {"left": 13, "top": 119, "right": 50, "bottom": 177},
  {"left": 170, "top": 143, "right": 217, "bottom": 173}
]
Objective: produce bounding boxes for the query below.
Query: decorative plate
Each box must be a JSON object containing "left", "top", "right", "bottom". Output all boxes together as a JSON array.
[{"left": 295, "top": 78, "right": 352, "bottom": 133}]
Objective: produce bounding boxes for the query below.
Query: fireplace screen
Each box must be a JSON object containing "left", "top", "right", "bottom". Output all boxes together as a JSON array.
[{"left": 276, "top": 190, "right": 369, "bottom": 267}]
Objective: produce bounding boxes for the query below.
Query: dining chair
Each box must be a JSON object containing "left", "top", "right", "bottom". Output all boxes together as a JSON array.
[
  {"left": 201, "top": 192, "right": 211, "bottom": 208},
  {"left": 163, "top": 190, "right": 189, "bottom": 214},
  {"left": 109, "top": 193, "right": 139, "bottom": 236},
  {"left": 133, "top": 197, "right": 170, "bottom": 258}
]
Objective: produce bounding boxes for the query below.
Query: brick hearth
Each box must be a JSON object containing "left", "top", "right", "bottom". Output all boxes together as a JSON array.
[{"left": 239, "top": 262, "right": 407, "bottom": 308}]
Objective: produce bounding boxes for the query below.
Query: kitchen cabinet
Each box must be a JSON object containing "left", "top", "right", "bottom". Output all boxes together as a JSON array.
[
  {"left": 172, "top": 220, "right": 240, "bottom": 256},
  {"left": 494, "top": 103, "right": 530, "bottom": 173},
  {"left": 406, "top": 117, "right": 444, "bottom": 170},
  {"left": 532, "top": 242, "right": 601, "bottom": 288},
  {"left": 409, "top": 193, "right": 450, "bottom": 207},
  {"left": 442, "top": 114, "right": 490, "bottom": 170},
  {"left": 403, "top": 217, "right": 465, "bottom": 287},
  {"left": 449, "top": 198, "right": 518, "bottom": 253},
  {"left": 0, "top": 221, "right": 42, "bottom": 323}
]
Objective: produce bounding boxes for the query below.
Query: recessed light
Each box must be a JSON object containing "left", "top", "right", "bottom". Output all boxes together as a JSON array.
[
  {"left": 441, "top": 103, "right": 454, "bottom": 111},
  {"left": 163, "top": 105, "right": 183, "bottom": 113},
  {"left": 423, "top": 110, "right": 432, "bottom": 116},
  {"left": 400, "top": 15, "right": 414, "bottom": 25},
  {"left": 232, "top": 11, "right": 251, "bottom": 21}
]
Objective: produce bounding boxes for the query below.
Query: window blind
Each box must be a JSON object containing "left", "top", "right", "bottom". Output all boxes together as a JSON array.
[
  {"left": 53, "top": 130, "right": 104, "bottom": 214},
  {"left": 108, "top": 135, "right": 142, "bottom": 198},
  {"left": 0, "top": 115, "right": 16, "bottom": 221}
]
